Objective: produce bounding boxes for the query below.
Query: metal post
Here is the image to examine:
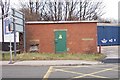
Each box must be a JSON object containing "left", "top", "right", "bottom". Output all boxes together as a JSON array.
[
  {"left": 9, "top": 32, "right": 13, "bottom": 64},
  {"left": 23, "top": 16, "right": 26, "bottom": 52},
  {"left": 2, "top": 9, "right": 5, "bottom": 59},
  {"left": 99, "top": 45, "right": 101, "bottom": 53},
  {"left": 13, "top": 9, "right": 16, "bottom": 61},
  {"left": 2, "top": 4, "right": 4, "bottom": 43}
]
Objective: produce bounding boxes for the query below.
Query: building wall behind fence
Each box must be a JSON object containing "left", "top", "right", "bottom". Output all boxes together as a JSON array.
[{"left": 26, "top": 22, "right": 97, "bottom": 53}]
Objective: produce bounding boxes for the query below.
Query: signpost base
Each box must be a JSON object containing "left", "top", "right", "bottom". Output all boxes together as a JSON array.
[{"left": 8, "top": 61, "right": 13, "bottom": 64}]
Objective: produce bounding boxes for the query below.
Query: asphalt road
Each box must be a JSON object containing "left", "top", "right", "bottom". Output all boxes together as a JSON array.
[
  {"left": 2, "top": 66, "right": 49, "bottom": 78},
  {"left": 2, "top": 64, "right": 119, "bottom": 80}
]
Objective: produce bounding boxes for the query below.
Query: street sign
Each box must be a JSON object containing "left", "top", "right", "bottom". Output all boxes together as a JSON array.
[
  {"left": 4, "top": 17, "right": 13, "bottom": 34},
  {"left": 2, "top": 8, "right": 26, "bottom": 62},
  {"left": 11, "top": 8, "right": 24, "bottom": 32},
  {"left": 11, "top": 8, "right": 25, "bottom": 61},
  {"left": 11, "top": 22, "right": 23, "bottom": 32}
]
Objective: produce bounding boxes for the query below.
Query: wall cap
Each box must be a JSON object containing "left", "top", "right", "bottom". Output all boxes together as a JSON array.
[{"left": 26, "top": 20, "right": 98, "bottom": 24}]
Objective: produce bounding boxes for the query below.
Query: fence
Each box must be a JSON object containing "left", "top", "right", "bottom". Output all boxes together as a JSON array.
[{"left": 97, "top": 24, "right": 120, "bottom": 46}]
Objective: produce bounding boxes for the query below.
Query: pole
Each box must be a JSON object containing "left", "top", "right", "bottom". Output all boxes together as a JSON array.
[
  {"left": 2, "top": 2, "right": 4, "bottom": 43},
  {"left": 12, "top": 9, "right": 16, "bottom": 61},
  {"left": 9, "top": 32, "right": 13, "bottom": 64},
  {"left": 2, "top": 8, "right": 5, "bottom": 59},
  {"left": 99, "top": 45, "right": 101, "bottom": 53},
  {"left": 23, "top": 16, "right": 26, "bottom": 52},
  {"left": 14, "top": 24, "right": 16, "bottom": 62}
]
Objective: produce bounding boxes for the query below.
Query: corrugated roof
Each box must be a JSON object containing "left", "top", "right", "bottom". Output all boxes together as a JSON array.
[{"left": 26, "top": 20, "right": 98, "bottom": 24}]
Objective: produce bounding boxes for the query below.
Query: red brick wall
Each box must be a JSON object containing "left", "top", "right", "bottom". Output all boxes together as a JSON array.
[{"left": 25, "top": 22, "right": 97, "bottom": 53}]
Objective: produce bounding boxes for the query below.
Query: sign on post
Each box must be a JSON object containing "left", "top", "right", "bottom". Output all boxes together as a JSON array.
[
  {"left": 4, "top": 17, "right": 13, "bottom": 64},
  {"left": 11, "top": 8, "right": 25, "bottom": 61},
  {"left": 11, "top": 8, "right": 24, "bottom": 32},
  {"left": 3, "top": 8, "right": 25, "bottom": 62},
  {"left": 4, "top": 18, "right": 13, "bottom": 34}
]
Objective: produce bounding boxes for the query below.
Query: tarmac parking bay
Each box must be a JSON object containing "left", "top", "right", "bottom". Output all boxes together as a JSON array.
[
  {"left": 2, "top": 64, "right": 119, "bottom": 80},
  {"left": 43, "top": 64, "right": 119, "bottom": 79}
]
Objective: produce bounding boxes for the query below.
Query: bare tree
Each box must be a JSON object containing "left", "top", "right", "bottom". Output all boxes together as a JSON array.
[
  {"left": 40, "top": 0, "right": 61, "bottom": 21},
  {"left": 0, "top": 0, "right": 10, "bottom": 17},
  {"left": 19, "top": 0, "right": 105, "bottom": 21},
  {"left": 41, "top": 0, "right": 79, "bottom": 21},
  {"left": 57, "top": 1, "right": 62, "bottom": 20},
  {"left": 74, "top": 0, "right": 105, "bottom": 20},
  {"left": 20, "top": 8, "right": 41, "bottom": 21},
  {"left": 65, "top": 0, "right": 79, "bottom": 20},
  {"left": 19, "top": 0, "right": 44, "bottom": 21}
]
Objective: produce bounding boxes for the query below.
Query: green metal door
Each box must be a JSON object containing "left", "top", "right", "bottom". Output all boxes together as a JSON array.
[{"left": 55, "top": 31, "right": 67, "bottom": 53}]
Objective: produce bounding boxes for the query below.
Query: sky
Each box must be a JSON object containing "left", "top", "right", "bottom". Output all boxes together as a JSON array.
[
  {"left": 101, "top": 0, "right": 120, "bottom": 20},
  {"left": 7, "top": 0, "right": 120, "bottom": 20}
]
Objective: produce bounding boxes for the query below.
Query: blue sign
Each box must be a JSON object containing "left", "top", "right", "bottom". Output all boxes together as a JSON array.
[
  {"left": 97, "top": 26, "right": 120, "bottom": 46},
  {"left": 4, "top": 17, "right": 13, "bottom": 34},
  {"left": 4, "top": 18, "right": 10, "bottom": 34}
]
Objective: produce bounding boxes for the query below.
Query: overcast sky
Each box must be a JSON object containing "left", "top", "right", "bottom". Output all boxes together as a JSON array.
[
  {"left": 8, "top": 0, "right": 120, "bottom": 20},
  {"left": 101, "top": 0, "right": 120, "bottom": 20}
]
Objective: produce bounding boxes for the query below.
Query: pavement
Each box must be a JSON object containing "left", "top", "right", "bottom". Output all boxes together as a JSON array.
[
  {"left": 1, "top": 60, "right": 102, "bottom": 66},
  {"left": 100, "top": 46, "right": 120, "bottom": 63},
  {"left": 101, "top": 46, "right": 119, "bottom": 58}
]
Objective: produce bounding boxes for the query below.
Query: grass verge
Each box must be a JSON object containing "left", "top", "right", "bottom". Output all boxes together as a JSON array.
[{"left": 1, "top": 53, "right": 106, "bottom": 61}]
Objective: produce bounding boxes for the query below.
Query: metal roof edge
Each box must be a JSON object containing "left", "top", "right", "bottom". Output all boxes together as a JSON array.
[
  {"left": 97, "top": 23, "right": 119, "bottom": 26},
  {"left": 26, "top": 20, "right": 98, "bottom": 24}
]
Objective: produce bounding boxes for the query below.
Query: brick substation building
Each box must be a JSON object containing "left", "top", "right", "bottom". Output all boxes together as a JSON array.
[{"left": 25, "top": 21, "right": 98, "bottom": 54}]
